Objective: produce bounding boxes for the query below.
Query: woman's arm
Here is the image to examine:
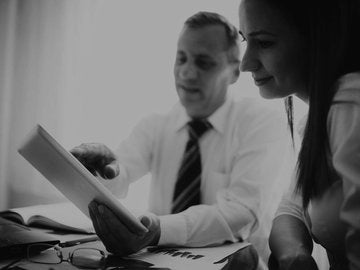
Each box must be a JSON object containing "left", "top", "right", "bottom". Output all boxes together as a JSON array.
[{"left": 269, "top": 215, "right": 318, "bottom": 270}]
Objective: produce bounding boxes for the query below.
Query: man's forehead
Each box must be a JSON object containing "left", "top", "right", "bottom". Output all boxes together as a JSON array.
[{"left": 177, "top": 25, "right": 229, "bottom": 55}]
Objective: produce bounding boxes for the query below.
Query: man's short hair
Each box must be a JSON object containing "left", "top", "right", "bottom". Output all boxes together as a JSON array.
[{"left": 184, "top": 11, "right": 240, "bottom": 62}]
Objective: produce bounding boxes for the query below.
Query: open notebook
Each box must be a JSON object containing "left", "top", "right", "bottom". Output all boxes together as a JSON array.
[
  {"left": 0, "top": 202, "right": 94, "bottom": 234},
  {"left": 0, "top": 217, "right": 59, "bottom": 259}
]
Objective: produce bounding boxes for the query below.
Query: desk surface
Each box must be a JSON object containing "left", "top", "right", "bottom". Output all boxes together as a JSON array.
[{"left": 0, "top": 231, "right": 258, "bottom": 270}]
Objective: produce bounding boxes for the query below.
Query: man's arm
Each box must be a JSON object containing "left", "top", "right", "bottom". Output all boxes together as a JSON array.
[
  {"left": 71, "top": 115, "right": 159, "bottom": 197},
  {"left": 73, "top": 115, "right": 161, "bottom": 256}
]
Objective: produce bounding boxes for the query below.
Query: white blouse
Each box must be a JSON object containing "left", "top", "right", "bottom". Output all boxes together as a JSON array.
[{"left": 276, "top": 72, "right": 360, "bottom": 270}]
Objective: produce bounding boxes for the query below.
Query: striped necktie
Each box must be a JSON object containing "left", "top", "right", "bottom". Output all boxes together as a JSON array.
[{"left": 171, "top": 119, "right": 212, "bottom": 214}]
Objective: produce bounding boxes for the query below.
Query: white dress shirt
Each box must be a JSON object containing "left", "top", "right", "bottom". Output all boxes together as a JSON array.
[
  {"left": 275, "top": 72, "right": 360, "bottom": 270},
  {"left": 105, "top": 96, "right": 293, "bottom": 261}
]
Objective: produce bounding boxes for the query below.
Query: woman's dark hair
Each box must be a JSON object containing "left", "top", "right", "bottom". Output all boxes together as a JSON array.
[{"left": 270, "top": 0, "right": 360, "bottom": 207}]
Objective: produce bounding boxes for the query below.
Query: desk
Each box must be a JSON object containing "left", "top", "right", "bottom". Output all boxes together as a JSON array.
[{"left": 0, "top": 233, "right": 259, "bottom": 270}]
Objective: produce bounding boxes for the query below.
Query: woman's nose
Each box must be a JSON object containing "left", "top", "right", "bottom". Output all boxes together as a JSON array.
[{"left": 240, "top": 48, "right": 261, "bottom": 72}]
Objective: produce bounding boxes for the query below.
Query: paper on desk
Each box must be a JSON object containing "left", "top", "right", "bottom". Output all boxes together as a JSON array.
[
  {"left": 128, "top": 241, "right": 251, "bottom": 270},
  {"left": 3, "top": 202, "right": 94, "bottom": 234}
]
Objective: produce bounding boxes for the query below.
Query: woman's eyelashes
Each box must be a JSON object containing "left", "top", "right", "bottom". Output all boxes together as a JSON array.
[
  {"left": 242, "top": 38, "right": 274, "bottom": 49},
  {"left": 256, "top": 39, "right": 274, "bottom": 49},
  {"left": 239, "top": 33, "right": 246, "bottom": 42}
]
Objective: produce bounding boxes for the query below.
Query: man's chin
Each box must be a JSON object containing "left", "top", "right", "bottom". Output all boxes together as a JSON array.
[{"left": 184, "top": 106, "right": 204, "bottom": 119}]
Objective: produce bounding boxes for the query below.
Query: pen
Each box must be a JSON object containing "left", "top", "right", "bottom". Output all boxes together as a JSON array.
[{"left": 59, "top": 235, "right": 99, "bottom": 247}]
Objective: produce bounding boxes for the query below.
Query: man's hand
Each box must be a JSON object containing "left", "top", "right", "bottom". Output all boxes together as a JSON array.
[
  {"left": 88, "top": 200, "right": 161, "bottom": 256},
  {"left": 70, "top": 143, "right": 119, "bottom": 179}
]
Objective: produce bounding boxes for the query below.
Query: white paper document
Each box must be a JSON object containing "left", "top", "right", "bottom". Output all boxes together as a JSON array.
[{"left": 129, "top": 241, "right": 251, "bottom": 270}]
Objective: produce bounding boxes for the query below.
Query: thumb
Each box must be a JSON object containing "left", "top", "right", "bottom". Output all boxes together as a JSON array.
[
  {"left": 104, "top": 161, "right": 119, "bottom": 179},
  {"left": 140, "top": 215, "right": 152, "bottom": 229}
]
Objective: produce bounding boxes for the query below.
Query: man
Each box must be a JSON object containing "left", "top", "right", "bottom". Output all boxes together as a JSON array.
[{"left": 72, "top": 11, "right": 292, "bottom": 267}]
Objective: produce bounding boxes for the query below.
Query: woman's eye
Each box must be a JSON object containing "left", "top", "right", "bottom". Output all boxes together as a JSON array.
[
  {"left": 238, "top": 31, "right": 246, "bottom": 42},
  {"left": 257, "top": 40, "right": 274, "bottom": 49}
]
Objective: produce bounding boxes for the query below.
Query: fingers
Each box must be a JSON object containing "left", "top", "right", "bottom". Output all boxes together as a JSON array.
[
  {"left": 104, "top": 160, "right": 120, "bottom": 179},
  {"left": 139, "top": 213, "right": 159, "bottom": 231},
  {"left": 88, "top": 201, "right": 107, "bottom": 243},
  {"left": 88, "top": 201, "right": 124, "bottom": 254},
  {"left": 100, "top": 203, "right": 133, "bottom": 239},
  {"left": 70, "top": 143, "right": 101, "bottom": 175},
  {"left": 99, "top": 203, "right": 146, "bottom": 255},
  {"left": 89, "top": 202, "right": 160, "bottom": 255},
  {"left": 140, "top": 215, "right": 152, "bottom": 228},
  {"left": 139, "top": 214, "right": 161, "bottom": 246},
  {"left": 70, "top": 143, "right": 119, "bottom": 179}
]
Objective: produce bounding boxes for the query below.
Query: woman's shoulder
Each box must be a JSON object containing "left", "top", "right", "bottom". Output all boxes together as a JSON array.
[{"left": 333, "top": 72, "right": 360, "bottom": 103}]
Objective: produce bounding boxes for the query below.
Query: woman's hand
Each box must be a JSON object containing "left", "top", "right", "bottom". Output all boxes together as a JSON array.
[
  {"left": 277, "top": 252, "right": 318, "bottom": 270},
  {"left": 269, "top": 215, "right": 318, "bottom": 270}
]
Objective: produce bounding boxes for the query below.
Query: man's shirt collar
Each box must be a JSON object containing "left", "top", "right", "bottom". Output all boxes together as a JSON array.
[{"left": 174, "top": 97, "right": 231, "bottom": 134}]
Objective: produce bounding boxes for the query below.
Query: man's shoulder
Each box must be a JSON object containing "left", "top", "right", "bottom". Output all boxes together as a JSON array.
[
  {"left": 136, "top": 103, "right": 183, "bottom": 128},
  {"left": 230, "top": 97, "right": 286, "bottom": 123},
  {"left": 225, "top": 97, "right": 290, "bottom": 146}
]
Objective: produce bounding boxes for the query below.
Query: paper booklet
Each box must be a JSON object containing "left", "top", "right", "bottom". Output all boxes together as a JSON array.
[
  {"left": 17, "top": 124, "right": 147, "bottom": 235},
  {"left": 0, "top": 202, "right": 95, "bottom": 234},
  {"left": 128, "top": 241, "right": 251, "bottom": 270}
]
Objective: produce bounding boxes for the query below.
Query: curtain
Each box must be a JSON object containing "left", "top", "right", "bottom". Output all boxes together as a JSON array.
[
  {"left": 0, "top": 0, "right": 75, "bottom": 209},
  {"left": 0, "top": 0, "right": 16, "bottom": 209}
]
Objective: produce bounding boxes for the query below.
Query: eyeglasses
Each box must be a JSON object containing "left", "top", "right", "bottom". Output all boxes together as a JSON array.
[{"left": 27, "top": 243, "right": 106, "bottom": 269}]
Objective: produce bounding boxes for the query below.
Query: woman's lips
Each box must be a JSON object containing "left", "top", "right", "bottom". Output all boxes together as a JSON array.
[{"left": 254, "top": 76, "right": 273, "bottom": 86}]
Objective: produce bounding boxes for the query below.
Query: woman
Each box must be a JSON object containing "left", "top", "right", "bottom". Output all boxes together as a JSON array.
[{"left": 238, "top": 0, "right": 360, "bottom": 269}]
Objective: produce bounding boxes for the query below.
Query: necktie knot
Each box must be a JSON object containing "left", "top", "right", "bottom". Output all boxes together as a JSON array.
[{"left": 188, "top": 119, "right": 211, "bottom": 139}]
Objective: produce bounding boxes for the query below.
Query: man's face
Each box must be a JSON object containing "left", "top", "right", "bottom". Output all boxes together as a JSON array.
[{"left": 174, "top": 25, "right": 239, "bottom": 119}]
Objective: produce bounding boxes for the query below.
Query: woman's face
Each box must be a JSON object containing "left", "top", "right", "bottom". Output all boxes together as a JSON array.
[{"left": 239, "top": 0, "right": 308, "bottom": 100}]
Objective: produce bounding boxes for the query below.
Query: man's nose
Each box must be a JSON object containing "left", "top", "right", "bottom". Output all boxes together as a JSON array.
[{"left": 179, "top": 63, "right": 198, "bottom": 80}]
